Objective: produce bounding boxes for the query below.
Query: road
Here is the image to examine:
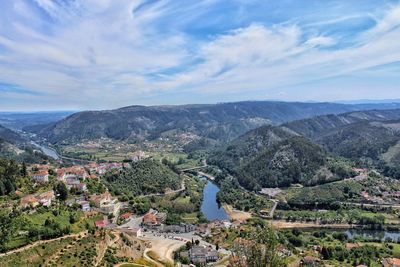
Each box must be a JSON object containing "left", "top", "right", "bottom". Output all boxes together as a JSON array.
[
  {"left": 137, "top": 180, "right": 186, "bottom": 198},
  {"left": 268, "top": 200, "right": 278, "bottom": 218},
  {"left": 340, "top": 202, "right": 400, "bottom": 209}
]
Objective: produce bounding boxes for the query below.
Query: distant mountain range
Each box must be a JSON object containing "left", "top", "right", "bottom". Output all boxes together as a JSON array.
[
  {"left": 23, "top": 101, "right": 400, "bottom": 144},
  {"left": 0, "top": 111, "right": 73, "bottom": 130}
]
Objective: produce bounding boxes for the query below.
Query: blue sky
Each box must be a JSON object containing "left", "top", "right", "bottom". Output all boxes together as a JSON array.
[{"left": 0, "top": 0, "right": 400, "bottom": 111}]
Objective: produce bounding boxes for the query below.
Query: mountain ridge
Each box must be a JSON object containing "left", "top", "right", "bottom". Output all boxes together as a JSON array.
[{"left": 25, "top": 101, "right": 400, "bottom": 144}]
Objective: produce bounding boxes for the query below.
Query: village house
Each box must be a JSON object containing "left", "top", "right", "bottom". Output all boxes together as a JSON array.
[
  {"left": 65, "top": 177, "right": 87, "bottom": 192},
  {"left": 90, "top": 192, "right": 120, "bottom": 216},
  {"left": 181, "top": 245, "right": 218, "bottom": 264},
  {"left": 90, "top": 192, "right": 112, "bottom": 207},
  {"left": 31, "top": 170, "right": 49, "bottom": 183},
  {"left": 382, "top": 257, "right": 400, "bottom": 267},
  {"left": 57, "top": 166, "right": 88, "bottom": 181},
  {"left": 20, "top": 195, "right": 39, "bottom": 208},
  {"left": 20, "top": 190, "right": 55, "bottom": 208},
  {"left": 124, "top": 227, "right": 142, "bottom": 237},
  {"left": 85, "top": 163, "right": 98, "bottom": 174},
  {"left": 30, "top": 164, "right": 50, "bottom": 172},
  {"left": 78, "top": 200, "right": 91, "bottom": 212},
  {"left": 131, "top": 227, "right": 142, "bottom": 237},
  {"left": 161, "top": 223, "right": 197, "bottom": 233},
  {"left": 142, "top": 212, "right": 158, "bottom": 227},
  {"left": 38, "top": 190, "right": 55, "bottom": 207},
  {"left": 95, "top": 219, "right": 108, "bottom": 228},
  {"left": 120, "top": 213, "right": 132, "bottom": 221}
]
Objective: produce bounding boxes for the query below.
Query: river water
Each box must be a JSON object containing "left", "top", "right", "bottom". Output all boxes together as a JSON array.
[
  {"left": 345, "top": 229, "right": 400, "bottom": 241},
  {"left": 200, "top": 181, "right": 229, "bottom": 221},
  {"left": 31, "top": 142, "right": 60, "bottom": 160}
]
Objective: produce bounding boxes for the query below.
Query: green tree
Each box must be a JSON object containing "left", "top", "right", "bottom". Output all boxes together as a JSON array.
[
  {"left": 232, "top": 225, "right": 285, "bottom": 267},
  {"left": 54, "top": 182, "right": 68, "bottom": 201},
  {"left": 0, "top": 210, "right": 12, "bottom": 251},
  {"left": 21, "top": 162, "right": 27, "bottom": 176}
]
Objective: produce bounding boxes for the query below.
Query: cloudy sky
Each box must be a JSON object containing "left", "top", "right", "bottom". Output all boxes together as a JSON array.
[{"left": 0, "top": 0, "right": 400, "bottom": 111}]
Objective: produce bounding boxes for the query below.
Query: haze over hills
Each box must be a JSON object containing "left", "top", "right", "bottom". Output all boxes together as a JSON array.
[
  {"left": 24, "top": 101, "right": 400, "bottom": 145},
  {"left": 0, "top": 111, "right": 73, "bottom": 130},
  {"left": 0, "top": 124, "right": 24, "bottom": 144}
]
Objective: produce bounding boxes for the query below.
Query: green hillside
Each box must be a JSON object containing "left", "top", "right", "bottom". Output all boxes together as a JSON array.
[
  {"left": 103, "top": 158, "right": 181, "bottom": 196},
  {"left": 208, "top": 126, "right": 354, "bottom": 190}
]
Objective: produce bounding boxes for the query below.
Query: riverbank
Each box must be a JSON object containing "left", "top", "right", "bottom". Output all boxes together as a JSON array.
[
  {"left": 270, "top": 220, "right": 356, "bottom": 229},
  {"left": 222, "top": 204, "right": 252, "bottom": 221}
]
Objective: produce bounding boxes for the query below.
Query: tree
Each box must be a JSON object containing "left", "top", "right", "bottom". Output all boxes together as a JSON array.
[
  {"left": 54, "top": 182, "right": 68, "bottom": 201},
  {"left": 21, "top": 162, "right": 27, "bottom": 176},
  {"left": 232, "top": 225, "right": 285, "bottom": 267},
  {"left": 0, "top": 210, "right": 12, "bottom": 252}
]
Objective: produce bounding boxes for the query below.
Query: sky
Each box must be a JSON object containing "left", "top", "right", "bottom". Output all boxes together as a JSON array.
[{"left": 0, "top": 0, "right": 400, "bottom": 111}]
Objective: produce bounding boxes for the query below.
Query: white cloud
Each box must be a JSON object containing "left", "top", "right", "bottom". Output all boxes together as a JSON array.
[{"left": 0, "top": 0, "right": 399, "bottom": 110}]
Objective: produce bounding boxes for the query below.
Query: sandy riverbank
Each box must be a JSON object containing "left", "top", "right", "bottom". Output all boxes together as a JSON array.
[
  {"left": 223, "top": 204, "right": 252, "bottom": 221},
  {"left": 270, "top": 220, "right": 354, "bottom": 229}
]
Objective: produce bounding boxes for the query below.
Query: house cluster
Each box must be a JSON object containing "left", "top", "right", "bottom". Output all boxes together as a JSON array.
[
  {"left": 20, "top": 190, "right": 55, "bottom": 208},
  {"left": 65, "top": 191, "right": 121, "bottom": 215},
  {"left": 89, "top": 192, "right": 121, "bottom": 217},
  {"left": 197, "top": 220, "right": 239, "bottom": 237},
  {"left": 160, "top": 223, "right": 197, "bottom": 233},
  {"left": 57, "top": 166, "right": 88, "bottom": 192},
  {"left": 29, "top": 164, "right": 50, "bottom": 183},
  {"left": 66, "top": 195, "right": 91, "bottom": 212},
  {"left": 85, "top": 162, "right": 124, "bottom": 176},
  {"left": 180, "top": 245, "right": 218, "bottom": 265}
]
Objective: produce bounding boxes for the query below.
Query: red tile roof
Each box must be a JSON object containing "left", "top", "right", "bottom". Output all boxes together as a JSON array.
[
  {"left": 121, "top": 213, "right": 131, "bottom": 220},
  {"left": 143, "top": 213, "right": 157, "bottom": 225},
  {"left": 95, "top": 220, "right": 107, "bottom": 228}
]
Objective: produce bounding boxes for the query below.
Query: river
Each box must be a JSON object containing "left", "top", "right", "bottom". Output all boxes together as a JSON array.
[
  {"left": 200, "top": 181, "right": 229, "bottom": 221},
  {"left": 31, "top": 142, "right": 60, "bottom": 160},
  {"left": 345, "top": 229, "right": 400, "bottom": 241}
]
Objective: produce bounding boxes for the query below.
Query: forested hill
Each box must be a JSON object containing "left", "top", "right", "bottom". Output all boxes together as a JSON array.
[
  {"left": 25, "top": 101, "right": 400, "bottom": 144},
  {"left": 0, "top": 157, "right": 23, "bottom": 196},
  {"left": 208, "top": 125, "right": 354, "bottom": 191},
  {"left": 0, "top": 125, "right": 50, "bottom": 164},
  {"left": 281, "top": 109, "right": 400, "bottom": 167},
  {"left": 282, "top": 109, "right": 400, "bottom": 139},
  {"left": 103, "top": 158, "right": 181, "bottom": 196},
  {"left": 0, "top": 124, "right": 24, "bottom": 144}
]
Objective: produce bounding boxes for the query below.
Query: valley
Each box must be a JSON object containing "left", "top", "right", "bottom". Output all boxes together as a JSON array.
[{"left": 2, "top": 102, "right": 400, "bottom": 266}]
